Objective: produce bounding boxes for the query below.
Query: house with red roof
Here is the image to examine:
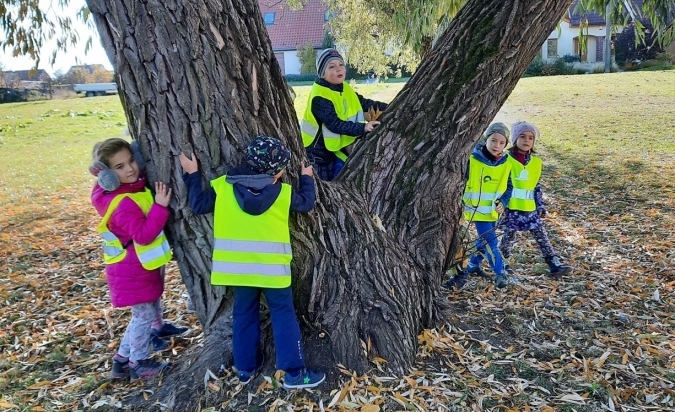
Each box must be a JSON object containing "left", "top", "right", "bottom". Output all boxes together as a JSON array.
[{"left": 258, "top": 0, "right": 329, "bottom": 75}]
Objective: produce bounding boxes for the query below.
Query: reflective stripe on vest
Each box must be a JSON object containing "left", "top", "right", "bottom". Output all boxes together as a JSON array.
[
  {"left": 462, "top": 155, "right": 511, "bottom": 222},
  {"left": 211, "top": 262, "right": 292, "bottom": 276},
  {"left": 507, "top": 155, "right": 542, "bottom": 212},
  {"left": 210, "top": 176, "right": 293, "bottom": 288},
  {"left": 97, "top": 188, "right": 172, "bottom": 270},
  {"left": 214, "top": 239, "right": 293, "bottom": 255},
  {"left": 301, "top": 82, "right": 364, "bottom": 161}
]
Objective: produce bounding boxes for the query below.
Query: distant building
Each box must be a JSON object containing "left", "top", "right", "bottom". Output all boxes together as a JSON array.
[
  {"left": 62, "top": 64, "right": 114, "bottom": 84},
  {"left": 0, "top": 69, "right": 52, "bottom": 88},
  {"left": 65, "top": 64, "right": 110, "bottom": 76},
  {"left": 259, "top": 0, "right": 329, "bottom": 75}
]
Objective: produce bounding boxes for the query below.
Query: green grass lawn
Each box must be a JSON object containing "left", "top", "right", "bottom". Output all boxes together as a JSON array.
[{"left": 1, "top": 70, "right": 674, "bottom": 411}]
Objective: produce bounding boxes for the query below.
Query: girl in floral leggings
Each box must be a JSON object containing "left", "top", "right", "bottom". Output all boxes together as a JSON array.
[{"left": 498, "top": 122, "right": 572, "bottom": 277}]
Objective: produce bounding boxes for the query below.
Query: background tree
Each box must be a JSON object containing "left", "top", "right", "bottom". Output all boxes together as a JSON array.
[
  {"left": 296, "top": 41, "right": 318, "bottom": 74},
  {"left": 320, "top": 0, "right": 675, "bottom": 76}
]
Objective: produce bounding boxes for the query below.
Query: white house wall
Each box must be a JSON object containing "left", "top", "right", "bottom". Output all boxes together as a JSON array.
[
  {"left": 283, "top": 51, "right": 302, "bottom": 75},
  {"left": 542, "top": 23, "right": 610, "bottom": 62}
]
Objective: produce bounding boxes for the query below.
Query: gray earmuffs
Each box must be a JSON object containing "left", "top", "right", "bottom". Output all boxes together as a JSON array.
[{"left": 89, "top": 140, "right": 145, "bottom": 191}]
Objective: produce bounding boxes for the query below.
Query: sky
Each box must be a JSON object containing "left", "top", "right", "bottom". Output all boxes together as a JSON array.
[{"left": 1, "top": 0, "right": 112, "bottom": 75}]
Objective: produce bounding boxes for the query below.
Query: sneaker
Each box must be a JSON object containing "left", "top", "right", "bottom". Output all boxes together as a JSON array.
[
  {"left": 495, "top": 275, "right": 508, "bottom": 289},
  {"left": 236, "top": 353, "right": 265, "bottom": 385},
  {"left": 504, "top": 265, "right": 515, "bottom": 276},
  {"left": 129, "top": 358, "right": 170, "bottom": 382},
  {"left": 111, "top": 355, "right": 130, "bottom": 380},
  {"left": 467, "top": 265, "right": 492, "bottom": 279},
  {"left": 442, "top": 269, "right": 469, "bottom": 290},
  {"left": 283, "top": 369, "right": 325, "bottom": 390},
  {"left": 545, "top": 256, "right": 572, "bottom": 277},
  {"left": 151, "top": 335, "right": 170, "bottom": 352},
  {"left": 237, "top": 370, "right": 258, "bottom": 385},
  {"left": 152, "top": 322, "right": 188, "bottom": 338}
]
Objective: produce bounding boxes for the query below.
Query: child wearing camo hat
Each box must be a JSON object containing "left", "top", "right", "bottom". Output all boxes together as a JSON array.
[
  {"left": 179, "top": 136, "right": 325, "bottom": 389},
  {"left": 300, "top": 48, "right": 388, "bottom": 180},
  {"left": 498, "top": 121, "right": 572, "bottom": 277}
]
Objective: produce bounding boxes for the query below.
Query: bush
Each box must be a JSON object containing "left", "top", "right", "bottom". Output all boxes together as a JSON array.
[
  {"left": 524, "top": 57, "right": 545, "bottom": 76},
  {"left": 655, "top": 52, "right": 675, "bottom": 64},
  {"left": 562, "top": 54, "right": 581, "bottom": 63},
  {"left": 614, "top": 22, "right": 664, "bottom": 65},
  {"left": 284, "top": 74, "right": 317, "bottom": 82},
  {"left": 636, "top": 60, "right": 673, "bottom": 71},
  {"left": 523, "top": 57, "right": 575, "bottom": 77}
]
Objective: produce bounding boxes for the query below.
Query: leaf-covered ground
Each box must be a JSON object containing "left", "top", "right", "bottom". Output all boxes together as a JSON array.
[{"left": 1, "top": 71, "right": 674, "bottom": 411}]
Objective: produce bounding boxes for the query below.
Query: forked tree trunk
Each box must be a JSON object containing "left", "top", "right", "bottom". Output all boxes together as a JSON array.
[{"left": 86, "top": 0, "right": 571, "bottom": 407}]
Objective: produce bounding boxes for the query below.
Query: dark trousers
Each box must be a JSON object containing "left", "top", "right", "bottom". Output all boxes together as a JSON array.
[{"left": 232, "top": 286, "right": 305, "bottom": 373}]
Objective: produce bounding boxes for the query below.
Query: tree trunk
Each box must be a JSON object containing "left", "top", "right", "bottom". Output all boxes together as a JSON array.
[{"left": 86, "top": 0, "right": 571, "bottom": 407}]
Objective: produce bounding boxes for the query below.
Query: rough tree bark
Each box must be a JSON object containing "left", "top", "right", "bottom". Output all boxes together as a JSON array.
[{"left": 86, "top": 0, "right": 571, "bottom": 408}]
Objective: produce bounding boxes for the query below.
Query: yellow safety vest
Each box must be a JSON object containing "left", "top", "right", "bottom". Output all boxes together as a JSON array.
[
  {"left": 507, "top": 155, "right": 542, "bottom": 212},
  {"left": 462, "top": 156, "right": 512, "bottom": 222},
  {"left": 210, "top": 176, "right": 293, "bottom": 288},
  {"left": 300, "top": 82, "right": 365, "bottom": 161},
  {"left": 98, "top": 188, "right": 172, "bottom": 270}
]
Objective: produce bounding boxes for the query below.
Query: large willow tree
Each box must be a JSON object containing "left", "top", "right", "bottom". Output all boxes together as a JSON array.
[{"left": 76, "top": 0, "right": 572, "bottom": 407}]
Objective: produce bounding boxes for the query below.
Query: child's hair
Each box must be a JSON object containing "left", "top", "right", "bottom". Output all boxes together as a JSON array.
[
  {"left": 509, "top": 121, "right": 539, "bottom": 154},
  {"left": 93, "top": 138, "right": 132, "bottom": 167}
]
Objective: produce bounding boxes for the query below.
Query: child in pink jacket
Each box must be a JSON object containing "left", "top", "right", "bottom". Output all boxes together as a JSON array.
[{"left": 90, "top": 138, "right": 187, "bottom": 381}]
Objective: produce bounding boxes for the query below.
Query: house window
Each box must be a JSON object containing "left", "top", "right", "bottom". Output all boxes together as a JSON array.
[
  {"left": 264, "top": 12, "right": 275, "bottom": 25},
  {"left": 547, "top": 39, "right": 558, "bottom": 58}
]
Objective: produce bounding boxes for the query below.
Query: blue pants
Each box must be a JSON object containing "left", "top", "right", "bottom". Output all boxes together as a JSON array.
[
  {"left": 232, "top": 286, "right": 305, "bottom": 373},
  {"left": 469, "top": 221, "right": 505, "bottom": 276}
]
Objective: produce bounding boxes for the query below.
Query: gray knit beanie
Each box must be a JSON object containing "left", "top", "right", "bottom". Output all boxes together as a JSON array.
[
  {"left": 479, "top": 122, "right": 510, "bottom": 145},
  {"left": 316, "top": 48, "right": 344, "bottom": 78},
  {"left": 511, "top": 121, "right": 539, "bottom": 148}
]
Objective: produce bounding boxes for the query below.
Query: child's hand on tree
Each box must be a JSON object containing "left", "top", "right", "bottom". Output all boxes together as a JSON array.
[
  {"left": 301, "top": 163, "right": 314, "bottom": 177},
  {"left": 179, "top": 152, "right": 199, "bottom": 174},
  {"left": 155, "top": 182, "right": 172, "bottom": 207},
  {"left": 364, "top": 121, "right": 381, "bottom": 132}
]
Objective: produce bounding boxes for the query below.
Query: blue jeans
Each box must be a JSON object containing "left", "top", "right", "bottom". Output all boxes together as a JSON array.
[
  {"left": 232, "top": 286, "right": 305, "bottom": 373},
  {"left": 469, "top": 221, "right": 505, "bottom": 276}
]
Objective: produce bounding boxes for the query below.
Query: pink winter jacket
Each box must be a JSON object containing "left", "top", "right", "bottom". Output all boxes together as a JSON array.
[{"left": 91, "top": 176, "right": 170, "bottom": 307}]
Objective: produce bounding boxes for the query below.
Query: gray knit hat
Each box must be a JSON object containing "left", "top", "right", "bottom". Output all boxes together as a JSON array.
[
  {"left": 511, "top": 121, "right": 540, "bottom": 148},
  {"left": 316, "top": 48, "right": 344, "bottom": 78},
  {"left": 479, "top": 122, "right": 510, "bottom": 144},
  {"left": 245, "top": 136, "right": 291, "bottom": 176}
]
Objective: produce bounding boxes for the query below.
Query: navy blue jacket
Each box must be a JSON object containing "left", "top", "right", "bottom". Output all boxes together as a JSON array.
[{"left": 182, "top": 164, "right": 316, "bottom": 215}]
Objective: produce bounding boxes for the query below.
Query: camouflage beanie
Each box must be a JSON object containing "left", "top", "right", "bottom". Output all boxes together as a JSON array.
[{"left": 245, "top": 136, "right": 291, "bottom": 176}]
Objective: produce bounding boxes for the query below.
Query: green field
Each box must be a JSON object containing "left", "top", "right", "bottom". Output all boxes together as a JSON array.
[{"left": 0, "top": 71, "right": 674, "bottom": 411}]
